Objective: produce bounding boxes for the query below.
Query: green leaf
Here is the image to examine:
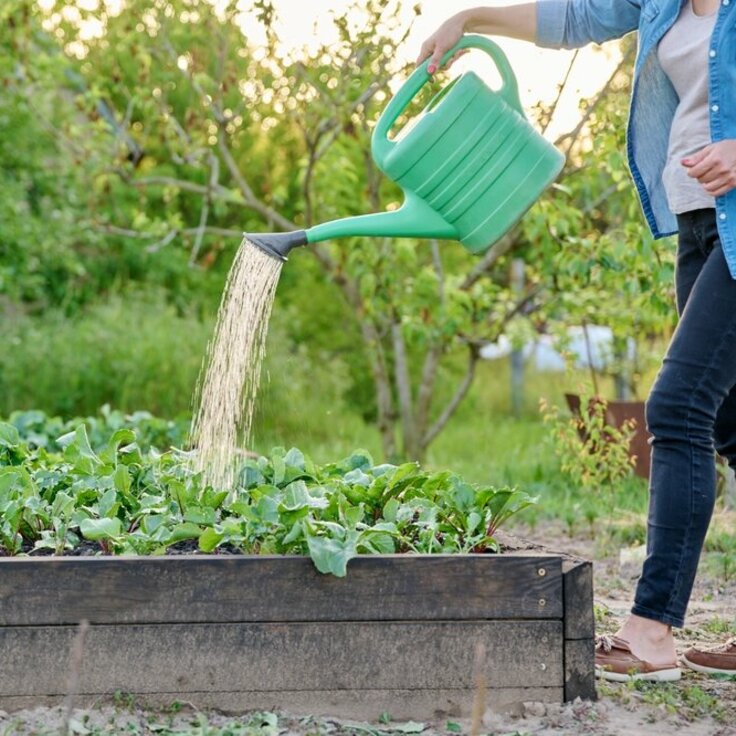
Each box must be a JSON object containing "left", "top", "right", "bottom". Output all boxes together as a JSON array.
[
  {"left": 387, "top": 462, "right": 420, "bottom": 490},
  {"left": 51, "top": 491, "right": 75, "bottom": 519},
  {"left": 98, "top": 487, "right": 119, "bottom": 518},
  {"left": 62, "top": 425, "right": 101, "bottom": 473},
  {"left": 272, "top": 453, "right": 286, "bottom": 486},
  {"left": 465, "top": 511, "right": 482, "bottom": 535},
  {"left": 341, "top": 449, "right": 374, "bottom": 472},
  {"left": 100, "top": 428, "right": 136, "bottom": 464},
  {"left": 391, "top": 722, "right": 426, "bottom": 733},
  {"left": 113, "top": 464, "right": 132, "bottom": 495},
  {"left": 280, "top": 480, "right": 310, "bottom": 510},
  {"left": 198, "top": 526, "right": 223, "bottom": 552},
  {"left": 183, "top": 506, "right": 216, "bottom": 525},
  {"left": 383, "top": 497, "right": 399, "bottom": 523},
  {"left": 141, "top": 514, "right": 167, "bottom": 535},
  {"left": 283, "top": 447, "right": 306, "bottom": 471},
  {"left": 79, "top": 517, "right": 122, "bottom": 541},
  {"left": 282, "top": 519, "right": 303, "bottom": 546},
  {"left": 0, "top": 422, "right": 20, "bottom": 449},
  {"left": 169, "top": 522, "right": 202, "bottom": 542},
  {"left": 305, "top": 528, "right": 359, "bottom": 577}
]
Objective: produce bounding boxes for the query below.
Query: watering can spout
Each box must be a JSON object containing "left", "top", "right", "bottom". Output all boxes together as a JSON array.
[
  {"left": 305, "top": 192, "right": 457, "bottom": 244},
  {"left": 247, "top": 193, "right": 458, "bottom": 262},
  {"left": 246, "top": 230, "right": 309, "bottom": 261}
]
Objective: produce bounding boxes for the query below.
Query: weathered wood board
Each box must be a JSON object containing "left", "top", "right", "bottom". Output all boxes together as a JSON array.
[{"left": 0, "top": 548, "right": 595, "bottom": 717}]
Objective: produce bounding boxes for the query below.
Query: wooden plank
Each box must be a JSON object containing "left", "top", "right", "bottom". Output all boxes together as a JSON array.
[
  {"left": 562, "top": 559, "right": 595, "bottom": 702},
  {"left": 562, "top": 559, "right": 595, "bottom": 640},
  {"left": 0, "top": 687, "right": 565, "bottom": 720},
  {"left": 0, "top": 621, "right": 563, "bottom": 696},
  {"left": 0, "top": 555, "right": 562, "bottom": 626},
  {"left": 564, "top": 638, "right": 596, "bottom": 702}
]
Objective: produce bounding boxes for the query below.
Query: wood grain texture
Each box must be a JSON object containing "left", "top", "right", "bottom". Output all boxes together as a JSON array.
[
  {"left": 564, "top": 638, "right": 596, "bottom": 702},
  {"left": 0, "top": 687, "right": 565, "bottom": 720},
  {"left": 0, "top": 621, "right": 563, "bottom": 696},
  {"left": 562, "top": 560, "right": 595, "bottom": 640},
  {"left": 0, "top": 555, "right": 562, "bottom": 626}
]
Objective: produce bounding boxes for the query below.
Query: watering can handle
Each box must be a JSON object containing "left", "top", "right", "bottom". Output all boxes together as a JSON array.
[{"left": 372, "top": 34, "right": 523, "bottom": 168}]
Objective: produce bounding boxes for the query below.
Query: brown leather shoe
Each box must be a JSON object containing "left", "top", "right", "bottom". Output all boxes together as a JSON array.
[
  {"left": 595, "top": 634, "right": 681, "bottom": 682},
  {"left": 682, "top": 638, "right": 736, "bottom": 675}
]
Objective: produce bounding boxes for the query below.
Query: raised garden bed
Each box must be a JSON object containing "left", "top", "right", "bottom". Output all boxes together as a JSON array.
[{"left": 0, "top": 534, "right": 594, "bottom": 720}]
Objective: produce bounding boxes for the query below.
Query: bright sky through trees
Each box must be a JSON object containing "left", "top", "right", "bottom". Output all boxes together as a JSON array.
[
  {"left": 41, "top": 0, "right": 623, "bottom": 140},
  {"left": 265, "top": 0, "right": 623, "bottom": 140}
]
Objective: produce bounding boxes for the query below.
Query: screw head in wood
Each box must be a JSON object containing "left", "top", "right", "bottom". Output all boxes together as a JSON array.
[
  {"left": 539, "top": 598, "right": 546, "bottom": 607},
  {"left": 540, "top": 663, "right": 547, "bottom": 671},
  {"left": 538, "top": 568, "right": 547, "bottom": 577}
]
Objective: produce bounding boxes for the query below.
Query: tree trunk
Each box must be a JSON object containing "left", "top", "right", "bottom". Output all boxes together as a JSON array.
[{"left": 359, "top": 318, "right": 396, "bottom": 460}]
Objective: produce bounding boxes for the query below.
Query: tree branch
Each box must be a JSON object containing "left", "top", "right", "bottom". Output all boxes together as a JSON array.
[
  {"left": 391, "top": 318, "right": 415, "bottom": 455},
  {"left": 360, "top": 318, "right": 396, "bottom": 458},
  {"left": 190, "top": 152, "right": 220, "bottom": 264},
  {"left": 540, "top": 50, "right": 579, "bottom": 136},
  {"left": 555, "top": 46, "right": 633, "bottom": 156},
  {"left": 216, "top": 134, "right": 298, "bottom": 232},
  {"left": 414, "top": 343, "right": 443, "bottom": 449},
  {"left": 424, "top": 346, "right": 479, "bottom": 448},
  {"left": 460, "top": 229, "right": 522, "bottom": 291},
  {"left": 97, "top": 224, "right": 243, "bottom": 251}
]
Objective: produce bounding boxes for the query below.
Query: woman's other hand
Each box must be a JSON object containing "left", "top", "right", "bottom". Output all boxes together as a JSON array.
[
  {"left": 683, "top": 141, "right": 736, "bottom": 197},
  {"left": 416, "top": 12, "right": 469, "bottom": 75}
]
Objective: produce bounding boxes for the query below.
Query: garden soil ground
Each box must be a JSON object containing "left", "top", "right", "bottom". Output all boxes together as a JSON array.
[{"left": 2, "top": 520, "right": 735, "bottom": 736}]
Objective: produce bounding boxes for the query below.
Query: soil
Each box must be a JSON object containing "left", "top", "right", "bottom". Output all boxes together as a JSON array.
[
  {"left": 2, "top": 521, "right": 735, "bottom": 736},
  {"left": 13, "top": 539, "right": 246, "bottom": 556}
]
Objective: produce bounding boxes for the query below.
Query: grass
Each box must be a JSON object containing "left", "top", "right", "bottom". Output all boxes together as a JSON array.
[
  {"left": 0, "top": 291, "right": 211, "bottom": 418},
  {"left": 700, "top": 615, "right": 736, "bottom": 636},
  {"left": 599, "top": 678, "right": 733, "bottom": 724}
]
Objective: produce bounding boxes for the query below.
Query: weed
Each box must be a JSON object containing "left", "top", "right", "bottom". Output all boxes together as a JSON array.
[
  {"left": 594, "top": 603, "right": 616, "bottom": 630},
  {"left": 112, "top": 690, "right": 136, "bottom": 709},
  {"left": 604, "top": 679, "right": 730, "bottom": 724},
  {"left": 701, "top": 616, "right": 736, "bottom": 636}
]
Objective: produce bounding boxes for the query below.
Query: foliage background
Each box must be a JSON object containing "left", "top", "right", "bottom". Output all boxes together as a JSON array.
[{"left": 1, "top": 0, "right": 677, "bottom": 479}]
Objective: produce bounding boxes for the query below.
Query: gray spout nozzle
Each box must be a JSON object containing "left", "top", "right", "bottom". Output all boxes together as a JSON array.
[{"left": 246, "top": 231, "right": 309, "bottom": 262}]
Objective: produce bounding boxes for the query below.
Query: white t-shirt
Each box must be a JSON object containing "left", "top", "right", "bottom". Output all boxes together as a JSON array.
[{"left": 657, "top": 1, "right": 718, "bottom": 214}]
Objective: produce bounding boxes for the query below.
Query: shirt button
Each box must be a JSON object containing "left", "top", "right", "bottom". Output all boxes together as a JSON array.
[
  {"left": 720, "top": 213, "right": 727, "bottom": 221},
  {"left": 725, "top": 0, "right": 731, "bottom": 6},
  {"left": 712, "top": 104, "right": 720, "bottom": 112},
  {"left": 710, "top": 50, "right": 717, "bottom": 58}
]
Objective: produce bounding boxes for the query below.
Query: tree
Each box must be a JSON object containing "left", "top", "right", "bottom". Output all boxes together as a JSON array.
[{"left": 5, "top": 1, "right": 675, "bottom": 461}]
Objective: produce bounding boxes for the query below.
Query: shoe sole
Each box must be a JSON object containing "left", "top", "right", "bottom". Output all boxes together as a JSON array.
[
  {"left": 595, "top": 665, "right": 682, "bottom": 683},
  {"left": 681, "top": 655, "right": 736, "bottom": 676}
]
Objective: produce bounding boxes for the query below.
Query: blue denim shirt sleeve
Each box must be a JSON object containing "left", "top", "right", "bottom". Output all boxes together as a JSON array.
[{"left": 536, "top": 0, "right": 642, "bottom": 49}]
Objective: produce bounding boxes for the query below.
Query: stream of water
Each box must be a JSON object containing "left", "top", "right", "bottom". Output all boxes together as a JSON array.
[{"left": 190, "top": 237, "right": 283, "bottom": 489}]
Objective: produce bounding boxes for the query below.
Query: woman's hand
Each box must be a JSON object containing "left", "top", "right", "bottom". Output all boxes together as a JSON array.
[
  {"left": 416, "top": 12, "right": 469, "bottom": 75},
  {"left": 682, "top": 140, "right": 736, "bottom": 197}
]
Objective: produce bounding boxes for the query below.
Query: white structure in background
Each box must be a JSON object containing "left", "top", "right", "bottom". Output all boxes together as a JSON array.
[{"left": 479, "top": 325, "right": 635, "bottom": 372}]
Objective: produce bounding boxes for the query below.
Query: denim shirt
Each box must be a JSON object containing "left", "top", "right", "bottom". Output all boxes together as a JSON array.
[{"left": 535, "top": 0, "right": 736, "bottom": 278}]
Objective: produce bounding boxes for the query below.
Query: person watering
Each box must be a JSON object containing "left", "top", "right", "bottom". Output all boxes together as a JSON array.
[{"left": 419, "top": 0, "right": 736, "bottom": 682}]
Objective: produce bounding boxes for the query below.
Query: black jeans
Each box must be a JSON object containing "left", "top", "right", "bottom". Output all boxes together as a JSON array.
[{"left": 633, "top": 208, "right": 736, "bottom": 628}]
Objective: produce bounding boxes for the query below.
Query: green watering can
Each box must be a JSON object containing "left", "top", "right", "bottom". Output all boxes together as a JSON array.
[{"left": 248, "top": 35, "right": 565, "bottom": 261}]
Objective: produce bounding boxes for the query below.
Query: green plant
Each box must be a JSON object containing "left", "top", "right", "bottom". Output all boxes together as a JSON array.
[
  {"left": 0, "top": 414, "right": 536, "bottom": 576},
  {"left": 703, "top": 529, "right": 736, "bottom": 583},
  {"left": 540, "top": 392, "right": 636, "bottom": 536},
  {"left": 701, "top": 616, "right": 736, "bottom": 636}
]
